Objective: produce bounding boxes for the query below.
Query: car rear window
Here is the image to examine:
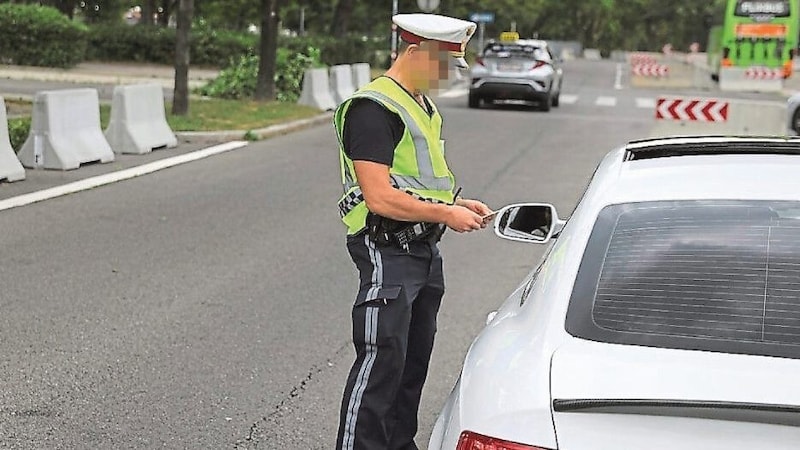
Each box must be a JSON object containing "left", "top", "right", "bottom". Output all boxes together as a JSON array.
[{"left": 566, "top": 200, "right": 800, "bottom": 359}]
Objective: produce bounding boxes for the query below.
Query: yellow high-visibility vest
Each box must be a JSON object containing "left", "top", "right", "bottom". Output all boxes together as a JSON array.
[{"left": 334, "top": 77, "right": 456, "bottom": 235}]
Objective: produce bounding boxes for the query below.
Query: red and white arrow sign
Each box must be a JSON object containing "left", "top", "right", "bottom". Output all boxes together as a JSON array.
[
  {"left": 632, "top": 64, "right": 669, "bottom": 77},
  {"left": 656, "top": 98, "right": 729, "bottom": 122},
  {"left": 744, "top": 66, "right": 783, "bottom": 80}
]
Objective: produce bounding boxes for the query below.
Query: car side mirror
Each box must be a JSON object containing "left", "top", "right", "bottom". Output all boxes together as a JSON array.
[{"left": 493, "top": 203, "right": 564, "bottom": 244}]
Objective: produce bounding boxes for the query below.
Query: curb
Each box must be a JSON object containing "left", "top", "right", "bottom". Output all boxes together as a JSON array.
[{"left": 175, "top": 111, "right": 333, "bottom": 144}]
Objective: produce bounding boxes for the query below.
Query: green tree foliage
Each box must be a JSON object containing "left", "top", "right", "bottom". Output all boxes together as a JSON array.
[
  {"left": 0, "top": 0, "right": 728, "bottom": 52},
  {"left": 0, "top": 0, "right": 127, "bottom": 23},
  {"left": 197, "top": 46, "right": 322, "bottom": 101},
  {"left": 279, "top": 0, "right": 728, "bottom": 52},
  {"left": 194, "top": 0, "right": 259, "bottom": 31}
]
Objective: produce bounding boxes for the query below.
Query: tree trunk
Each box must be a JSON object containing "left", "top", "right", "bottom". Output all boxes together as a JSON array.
[
  {"left": 49, "top": 0, "right": 75, "bottom": 19},
  {"left": 255, "top": 0, "right": 279, "bottom": 101},
  {"left": 330, "top": 0, "right": 354, "bottom": 38},
  {"left": 140, "top": 0, "right": 157, "bottom": 26},
  {"left": 172, "top": 0, "right": 193, "bottom": 116}
]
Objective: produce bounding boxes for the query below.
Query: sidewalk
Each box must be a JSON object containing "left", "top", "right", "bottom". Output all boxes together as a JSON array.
[{"left": 0, "top": 61, "right": 220, "bottom": 89}]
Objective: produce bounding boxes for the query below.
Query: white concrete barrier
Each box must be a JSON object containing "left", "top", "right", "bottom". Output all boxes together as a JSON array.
[
  {"left": 560, "top": 48, "right": 576, "bottom": 61},
  {"left": 719, "top": 67, "right": 783, "bottom": 92},
  {"left": 0, "top": 97, "right": 25, "bottom": 182},
  {"left": 650, "top": 96, "right": 786, "bottom": 138},
  {"left": 105, "top": 84, "right": 177, "bottom": 155},
  {"left": 609, "top": 50, "right": 627, "bottom": 62},
  {"left": 584, "top": 49, "right": 602, "bottom": 60},
  {"left": 18, "top": 89, "right": 114, "bottom": 170},
  {"left": 329, "top": 64, "right": 356, "bottom": 105},
  {"left": 297, "top": 68, "right": 337, "bottom": 111},
  {"left": 351, "top": 63, "right": 372, "bottom": 90},
  {"left": 692, "top": 64, "right": 716, "bottom": 90}
]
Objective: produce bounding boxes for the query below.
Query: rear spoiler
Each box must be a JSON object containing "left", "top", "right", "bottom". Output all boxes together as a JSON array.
[{"left": 553, "top": 399, "right": 800, "bottom": 427}]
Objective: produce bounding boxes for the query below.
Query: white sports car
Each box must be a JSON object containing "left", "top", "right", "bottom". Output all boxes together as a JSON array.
[{"left": 429, "top": 136, "right": 800, "bottom": 450}]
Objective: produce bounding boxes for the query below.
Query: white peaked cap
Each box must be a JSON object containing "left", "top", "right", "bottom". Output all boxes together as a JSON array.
[{"left": 393, "top": 13, "right": 477, "bottom": 69}]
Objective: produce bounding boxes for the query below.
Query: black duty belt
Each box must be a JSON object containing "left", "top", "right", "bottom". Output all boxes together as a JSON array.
[
  {"left": 389, "top": 221, "right": 443, "bottom": 246},
  {"left": 366, "top": 213, "right": 444, "bottom": 248}
]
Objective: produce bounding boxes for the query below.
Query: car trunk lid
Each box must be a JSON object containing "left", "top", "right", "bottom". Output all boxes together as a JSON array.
[
  {"left": 550, "top": 340, "right": 800, "bottom": 449},
  {"left": 481, "top": 56, "right": 543, "bottom": 74}
]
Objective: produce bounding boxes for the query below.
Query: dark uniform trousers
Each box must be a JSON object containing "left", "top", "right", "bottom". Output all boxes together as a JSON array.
[{"left": 336, "top": 231, "right": 445, "bottom": 450}]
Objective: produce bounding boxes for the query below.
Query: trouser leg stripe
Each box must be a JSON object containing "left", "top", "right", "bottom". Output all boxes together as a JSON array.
[
  {"left": 364, "top": 234, "right": 383, "bottom": 302},
  {"left": 343, "top": 306, "right": 379, "bottom": 450}
]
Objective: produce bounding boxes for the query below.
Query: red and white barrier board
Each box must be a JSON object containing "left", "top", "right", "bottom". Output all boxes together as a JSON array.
[
  {"left": 632, "top": 64, "right": 669, "bottom": 77},
  {"left": 650, "top": 97, "right": 784, "bottom": 138},
  {"left": 629, "top": 53, "right": 657, "bottom": 65},
  {"left": 656, "top": 98, "right": 729, "bottom": 122},
  {"left": 744, "top": 66, "right": 783, "bottom": 80}
]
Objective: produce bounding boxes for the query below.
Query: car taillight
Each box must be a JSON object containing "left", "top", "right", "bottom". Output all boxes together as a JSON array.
[
  {"left": 456, "top": 431, "right": 551, "bottom": 450},
  {"left": 475, "top": 57, "right": 485, "bottom": 67},
  {"left": 530, "top": 61, "right": 547, "bottom": 70}
]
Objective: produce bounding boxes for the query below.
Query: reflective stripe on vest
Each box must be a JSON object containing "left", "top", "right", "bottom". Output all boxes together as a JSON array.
[{"left": 337, "top": 186, "right": 445, "bottom": 218}]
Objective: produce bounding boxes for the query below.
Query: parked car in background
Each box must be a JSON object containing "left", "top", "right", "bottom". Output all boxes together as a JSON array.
[
  {"left": 468, "top": 38, "right": 563, "bottom": 111},
  {"left": 429, "top": 136, "right": 800, "bottom": 450}
]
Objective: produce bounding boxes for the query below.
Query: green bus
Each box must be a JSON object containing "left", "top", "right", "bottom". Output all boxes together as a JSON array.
[{"left": 709, "top": 0, "right": 799, "bottom": 79}]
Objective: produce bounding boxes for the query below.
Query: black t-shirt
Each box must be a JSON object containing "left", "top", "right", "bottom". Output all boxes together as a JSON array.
[
  {"left": 342, "top": 98, "right": 403, "bottom": 166},
  {"left": 342, "top": 80, "right": 434, "bottom": 166}
]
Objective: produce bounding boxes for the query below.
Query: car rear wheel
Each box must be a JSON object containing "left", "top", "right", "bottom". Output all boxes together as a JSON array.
[
  {"left": 552, "top": 92, "right": 560, "bottom": 107},
  {"left": 538, "top": 93, "right": 552, "bottom": 112},
  {"left": 793, "top": 108, "right": 800, "bottom": 133},
  {"left": 468, "top": 93, "right": 480, "bottom": 109}
]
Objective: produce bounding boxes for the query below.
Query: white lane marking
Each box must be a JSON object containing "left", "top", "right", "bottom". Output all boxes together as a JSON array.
[
  {"left": 614, "top": 63, "right": 623, "bottom": 90},
  {"left": 438, "top": 88, "right": 468, "bottom": 98},
  {"left": 636, "top": 97, "right": 656, "bottom": 109},
  {"left": 596, "top": 96, "right": 617, "bottom": 107},
  {"left": 0, "top": 141, "right": 249, "bottom": 212},
  {"left": 560, "top": 94, "right": 579, "bottom": 105}
]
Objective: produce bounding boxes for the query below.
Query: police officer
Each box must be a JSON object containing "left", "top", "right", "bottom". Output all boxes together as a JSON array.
[{"left": 334, "top": 13, "right": 492, "bottom": 450}]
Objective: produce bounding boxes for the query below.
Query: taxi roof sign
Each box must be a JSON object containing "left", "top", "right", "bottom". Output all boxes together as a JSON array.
[{"left": 500, "top": 31, "right": 519, "bottom": 42}]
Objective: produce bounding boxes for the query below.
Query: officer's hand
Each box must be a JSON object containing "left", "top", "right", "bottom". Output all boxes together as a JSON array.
[
  {"left": 445, "top": 205, "right": 484, "bottom": 233},
  {"left": 456, "top": 198, "right": 494, "bottom": 228}
]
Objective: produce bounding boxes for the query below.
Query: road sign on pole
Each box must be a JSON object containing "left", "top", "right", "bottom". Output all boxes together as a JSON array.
[
  {"left": 469, "top": 12, "right": 494, "bottom": 23},
  {"left": 417, "top": 0, "right": 440, "bottom": 12}
]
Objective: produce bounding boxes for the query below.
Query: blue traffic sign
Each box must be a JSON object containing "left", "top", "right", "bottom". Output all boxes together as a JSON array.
[{"left": 469, "top": 12, "right": 494, "bottom": 23}]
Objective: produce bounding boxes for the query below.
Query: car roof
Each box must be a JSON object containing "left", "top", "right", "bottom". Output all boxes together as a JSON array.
[{"left": 594, "top": 136, "right": 800, "bottom": 206}]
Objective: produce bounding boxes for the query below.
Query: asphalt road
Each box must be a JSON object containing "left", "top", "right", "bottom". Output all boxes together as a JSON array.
[{"left": 0, "top": 59, "right": 783, "bottom": 449}]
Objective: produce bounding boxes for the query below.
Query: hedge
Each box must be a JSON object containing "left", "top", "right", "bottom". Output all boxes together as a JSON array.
[
  {"left": 0, "top": 4, "right": 88, "bottom": 68},
  {"left": 86, "top": 24, "right": 258, "bottom": 67}
]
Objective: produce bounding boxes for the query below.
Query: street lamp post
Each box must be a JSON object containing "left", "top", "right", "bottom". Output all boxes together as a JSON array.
[{"left": 391, "top": 0, "right": 399, "bottom": 63}]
